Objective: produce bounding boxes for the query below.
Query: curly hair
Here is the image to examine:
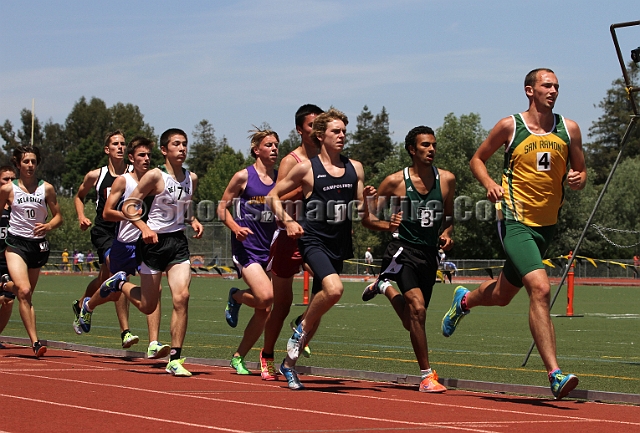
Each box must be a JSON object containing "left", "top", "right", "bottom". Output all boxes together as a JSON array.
[
  {"left": 311, "top": 108, "right": 348, "bottom": 146},
  {"left": 404, "top": 126, "right": 435, "bottom": 156}
]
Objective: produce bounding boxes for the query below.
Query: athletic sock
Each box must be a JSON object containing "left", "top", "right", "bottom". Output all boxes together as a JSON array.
[
  {"left": 379, "top": 280, "right": 389, "bottom": 294},
  {"left": 170, "top": 347, "right": 182, "bottom": 361},
  {"left": 261, "top": 351, "right": 274, "bottom": 359},
  {"left": 421, "top": 368, "right": 433, "bottom": 379}
]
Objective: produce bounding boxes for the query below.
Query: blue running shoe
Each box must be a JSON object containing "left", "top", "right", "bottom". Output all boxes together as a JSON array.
[
  {"left": 441, "top": 286, "right": 470, "bottom": 337},
  {"left": 550, "top": 369, "right": 579, "bottom": 400},
  {"left": 78, "top": 297, "right": 92, "bottom": 333},
  {"left": 225, "top": 287, "right": 241, "bottom": 328},
  {"left": 279, "top": 361, "right": 304, "bottom": 390},
  {"left": 100, "top": 271, "right": 127, "bottom": 298},
  {"left": 286, "top": 322, "right": 306, "bottom": 361}
]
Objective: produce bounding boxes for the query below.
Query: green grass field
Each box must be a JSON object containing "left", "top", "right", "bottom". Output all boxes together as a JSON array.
[{"left": 2, "top": 274, "right": 638, "bottom": 394}]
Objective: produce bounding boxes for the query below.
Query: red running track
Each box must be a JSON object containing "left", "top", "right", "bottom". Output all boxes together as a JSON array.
[{"left": 1, "top": 344, "right": 639, "bottom": 433}]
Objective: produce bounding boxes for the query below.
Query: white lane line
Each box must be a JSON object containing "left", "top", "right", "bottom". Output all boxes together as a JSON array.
[{"left": 0, "top": 393, "right": 247, "bottom": 433}]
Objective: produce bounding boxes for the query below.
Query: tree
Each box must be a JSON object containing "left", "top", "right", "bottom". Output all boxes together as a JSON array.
[
  {"left": 0, "top": 109, "right": 68, "bottom": 190},
  {"left": 0, "top": 108, "right": 44, "bottom": 157},
  {"left": 0, "top": 120, "right": 19, "bottom": 166},
  {"left": 580, "top": 158, "right": 640, "bottom": 258},
  {"left": 435, "top": 113, "right": 502, "bottom": 258},
  {"left": 586, "top": 62, "right": 640, "bottom": 184},
  {"left": 62, "top": 97, "right": 155, "bottom": 190},
  {"left": 186, "top": 119, "right": 219, "bottom": 177},
  {"left": 345, "top": 106, "right": 394, "bottom": 182},
  {"left": 197, "top": 144, "right": 247, "bottom": 204},
  {"left": 47, "top": 196, "right": 93, "bottom": 252},
  {"left": 38, "top": 120, "right": 67, "bottom": 191}
]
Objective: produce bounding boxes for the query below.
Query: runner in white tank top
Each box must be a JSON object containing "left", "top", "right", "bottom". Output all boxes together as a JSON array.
[
  {"left": 99, "top": 129, "right": 203, "bottom": 377},
  {"left": 8, "top": 180, "right": 48, "bottom": 239},
  {"left": 0, "top": 146, "right": 62, "bottom": 358},
  {"left": 77, "top": 137, "right": 170, "bottom": 360},
  {"left": 146, "top": 168, "right": 193, "bottom": 234}
]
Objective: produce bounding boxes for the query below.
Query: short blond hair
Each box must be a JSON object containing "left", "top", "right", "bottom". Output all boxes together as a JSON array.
[
  {"left": 248, "top": 128, "right": 279, "bottom": 158},
  {"left": 311, "top": 108, "right": 348, "bottom": 146}
]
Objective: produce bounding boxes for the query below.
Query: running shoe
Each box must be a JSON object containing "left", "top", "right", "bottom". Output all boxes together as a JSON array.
[
  {"left": 419, "top": 370, "right": 446, "bottom": 393},
  {"left": 286, "top": 322, "right": 306, "bottom": 361},
  {"left": 78, "top": 297, "right": 92, "bottom": 333},
  {"left": 259, "top": 350, "right": 277, "bottom": 381},
  {"left": 33, "top": 341, "right": 47, "bottom": 358},
  {"left": 99, "top": 271, "right": 127, "bottom": 298},
  {"left": 230, "top": 355, "right": 251, "bottom": 375},
  {"left": 362, "top": 279, "right": 392, "bottom": 302},
  {"left": 166, "top": 358, "right": 192, "bottom": 377},
  {"left": 121, "top": 331, "right": 140, "bottom": 349},
  {"left": 147, "top": 341, "right": 171, "bottom": 359},
  {"left": 441, "top": 286, "right": 470, "bottom": 337},
  {"left": 302, "top": 345, "right": 311, "bottom": 358},
  {"left": 72, "top": 299, "right": 82, "bottom": 335},
  {"left": 549, "top": 369, "right": 579, "bottom": 400},
  {"left": 289, "top": 317, "right": 311, "bottom": 358},
  {"left": 225, "top": 287, "right": 241, "bottom": 328},
  {"left": 279, "top": 361, "right": 304, "bottom": 390}
]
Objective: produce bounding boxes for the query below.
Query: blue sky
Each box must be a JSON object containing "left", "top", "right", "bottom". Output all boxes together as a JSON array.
[{"left": 1, "top": 1, "right": 639, "bottom": 155}]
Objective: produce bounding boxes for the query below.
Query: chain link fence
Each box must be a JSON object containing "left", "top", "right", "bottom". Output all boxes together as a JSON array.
[{"left": 45, "top": 222, "right": 639, "bottom": 279}]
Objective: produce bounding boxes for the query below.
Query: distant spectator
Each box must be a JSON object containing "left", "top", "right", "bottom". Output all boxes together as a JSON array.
[
  {"left": 86, "top": 250, "right": 95, "bottom": 271},
  {"left": 76, "top": 250, "right": 85, "bottom": 272},
  {"left": 364, "top": 247, "right": 374, "bottom": 275},
  {"left": 61, "top": 248, "right": 70, "bottom": 272},
  {"left": 634, "top": 255, "right": 639, "bottom": 279}
]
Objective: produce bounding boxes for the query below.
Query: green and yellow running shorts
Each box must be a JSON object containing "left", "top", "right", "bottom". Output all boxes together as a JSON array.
[{"left": 499, "top": 219, "right": 556, "bottom": 287}]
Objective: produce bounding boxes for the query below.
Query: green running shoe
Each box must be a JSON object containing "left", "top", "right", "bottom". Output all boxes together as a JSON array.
[
  {"left": 230, "top": 355, "right": 251, "bottom": 375},
  {"left": 147, "top": 341, "right": 171, "bottom": 359},
  {"left": 166, "top": 358, "right": 192, "bottom": 377},
  {"left": 121, "top": 331, "right": 140, "bottom": 348}
]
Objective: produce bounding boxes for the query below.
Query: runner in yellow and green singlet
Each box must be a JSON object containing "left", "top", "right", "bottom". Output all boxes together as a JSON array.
[{"left": 442, "top": 68, "right": 587, "bottom": 400}]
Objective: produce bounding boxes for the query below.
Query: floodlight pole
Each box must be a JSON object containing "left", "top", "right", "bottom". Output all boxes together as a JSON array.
[{"left": 521, "top": 20, "right": 640, "bottom": 367}]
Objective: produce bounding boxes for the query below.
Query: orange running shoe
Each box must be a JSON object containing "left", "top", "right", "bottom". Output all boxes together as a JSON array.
[{"left": 419, "top": 370, "right": 446, "bottom": 393}]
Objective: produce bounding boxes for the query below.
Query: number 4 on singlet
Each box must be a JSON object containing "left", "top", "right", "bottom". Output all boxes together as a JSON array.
[{"left": 537, "top": 151, "right": 551, "bottom": 171}]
